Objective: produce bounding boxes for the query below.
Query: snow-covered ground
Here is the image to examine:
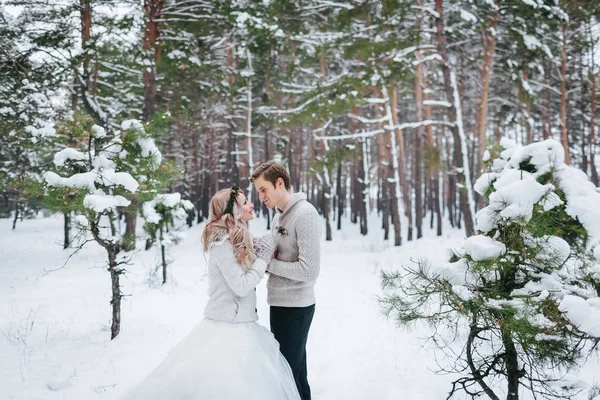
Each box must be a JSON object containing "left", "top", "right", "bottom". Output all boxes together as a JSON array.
[{"left": 1, "top": 214, "right": 598, "bottom": 399}]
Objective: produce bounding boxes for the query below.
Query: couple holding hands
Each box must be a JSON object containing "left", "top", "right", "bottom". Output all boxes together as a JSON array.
[{"left": 122, "top": 161, "right": 321, "bottom": 400}]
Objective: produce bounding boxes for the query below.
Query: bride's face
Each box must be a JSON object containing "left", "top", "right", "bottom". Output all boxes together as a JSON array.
[{"left": 236, "top": 192, "right": 254, "bottom": 221}]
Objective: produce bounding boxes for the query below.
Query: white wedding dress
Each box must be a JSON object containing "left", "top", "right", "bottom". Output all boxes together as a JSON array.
[
  {"left": 120, "top": 235, "right": 300, "bottom": 400},
  {"left": 120, "top": 318, "right": 300, "bottom": 400}
]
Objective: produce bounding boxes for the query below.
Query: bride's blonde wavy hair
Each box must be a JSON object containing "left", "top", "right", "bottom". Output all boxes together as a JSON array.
[{"left": 201, "top": 187, "right": 256, "bottom": 269}]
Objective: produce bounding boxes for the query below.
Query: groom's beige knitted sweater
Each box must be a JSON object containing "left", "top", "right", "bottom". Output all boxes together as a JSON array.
[{"left": 267, "top": 193, "right": 321, "bottom": 307}]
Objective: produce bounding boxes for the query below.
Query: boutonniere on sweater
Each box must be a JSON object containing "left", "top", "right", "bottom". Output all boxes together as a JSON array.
[{"left": 275, "top": 226, "right": 288, "bottom": 236}]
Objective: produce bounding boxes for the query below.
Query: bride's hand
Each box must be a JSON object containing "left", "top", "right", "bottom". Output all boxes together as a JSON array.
[{"left": 253, "top": 234, "right": 276, "bottom": 262}]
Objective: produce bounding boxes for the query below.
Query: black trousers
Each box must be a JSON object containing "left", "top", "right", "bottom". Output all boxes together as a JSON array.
[{"left": 270, "top": 304, "right": 315, "bottom": 400}]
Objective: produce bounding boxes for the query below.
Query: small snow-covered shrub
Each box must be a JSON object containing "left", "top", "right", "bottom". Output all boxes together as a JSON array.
[{"left": 141, "top": 192, "right": 194, "bottom": 283}]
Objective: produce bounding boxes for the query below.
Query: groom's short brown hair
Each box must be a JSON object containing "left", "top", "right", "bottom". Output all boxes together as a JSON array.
[{"left": 251, "top": 161, "right": 291, "bottom": 191}]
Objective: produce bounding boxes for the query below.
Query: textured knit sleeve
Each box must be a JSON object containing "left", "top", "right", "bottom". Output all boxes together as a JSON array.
[
  {"left": 211, "top": 240, "right": 267, "bottom": 297},
  {"left": 268, "top": 209, "right": 321, "bottom": 282}
]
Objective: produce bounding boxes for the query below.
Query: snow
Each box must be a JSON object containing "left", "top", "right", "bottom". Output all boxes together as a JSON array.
[
  {"left": 53, "top": 148, "right": 88, "bottom": 167},
  {"left": 0, "top": 215, "right": 461, "bottom": 400},
  {"left": 557, "top": 167, "right": 600, "bottom": 248},
  {"left": 0, "top": 106, "right": 15, "bottom": 115},
  {"left": 45, "top": 167, "right": 139, "bottom": 194},
  {"left": 539, "top": 191, "right": 563, "bottom": 211},
  {"left": 73, "top": 215, "right": 89, "bottom": 228},
  {"left": 180, "top": 200, "right": 194, "bottom": 211},
  {"left": 522, "top": 34, "right": 542, "bottom": 50},
  {"left": 155, "top": 193, "right": 182, "bottom": 208},
  {"left": 482, "top": 177, "right": 550, "bottom": 226},
  {"left": 25, "top": 122, "right": 56, "bottom": 138},
  {"left": 167, "top": 50, "right": 186, "bottom": 59},
  {"left": 44, "top": 171, "right": 98, "bottom": 192},
  {"left": 506, "top": 139, "right": 564, "bottom": 173},
  {"left": 594, "top": 246, "right": 600, "bottom": 262},
  {"left": 188, "top": 56, "right": 201, "bottom": 66},
  {"left": 464, "top": 235, "right": 506, "bottom": 261},
  {"left": 1, "top": 213, "right": 599, "bottom": 399},
  {"left": 121, "top": 119, "right": 145, "bottom": 131},
  {"left": 492, "top": 169, "right": 533, "bottom": 190},
  {"left": 99, "top": 170, "right": 139, "bottom": 193},
  {"left": 83, "top": 192, "right": 131, "bottom": 212},
  {"left": 421, "top": 99, "right": 451, "bottom": 107},
  {"left": 142, "top": 201, "right": 162, "bottom": 224},
  {"left": 136, "top": 137, "right": 162, "bottom": 169},
  {"left": 536, "top": 235, "right": 570, "bottom": 267},
  {"left": 92, "top": 153, "right": 117, "bottom": 170},
  {"left": 499, "top": 202, "right": 533, "bottom": 220},
  {"left": 459, "top": 10, "right": 477, "bottom": 23},
  {"left": 521, "top": 0, "right": 542, "bottom": 9},
  {"left": 434, "top": 258, "right": 476, "bottom": 286},
  {"left": 92, "top": 124, "right": 107, "bottom": 138},
  {"left": 474, "top": 172, "right": 496, "bottom": 195},
  {"left": 559, "top": 296, "right": 600, "bottom": 337}
]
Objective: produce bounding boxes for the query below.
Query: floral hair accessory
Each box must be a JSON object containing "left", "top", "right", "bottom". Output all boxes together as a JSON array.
[
  {"left": 222, "top": 185, "right": 240, "bottom": 216},
  {"left": 275, "top": 226, "right": 288, "bottom": 236}
]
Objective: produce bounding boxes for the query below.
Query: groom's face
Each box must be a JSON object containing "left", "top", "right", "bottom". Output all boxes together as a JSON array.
[{"left": 253, "top": 175, "right": 284, "bottom": 210}]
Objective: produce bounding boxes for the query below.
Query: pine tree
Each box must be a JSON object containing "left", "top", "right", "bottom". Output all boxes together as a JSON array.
[
  {"left": 381, "top": 138, "right": 600, "bottom": 399},
  {"left": 43, "top": 114, "right": 168, "bottom": 339},
  {"left": 0, "top": 6, "right": 58, "bottom": 224}
]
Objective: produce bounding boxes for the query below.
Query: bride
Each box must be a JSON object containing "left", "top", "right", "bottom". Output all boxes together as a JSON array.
[{"left": 120, "top": 186, "right": 301, "bottom": 400}]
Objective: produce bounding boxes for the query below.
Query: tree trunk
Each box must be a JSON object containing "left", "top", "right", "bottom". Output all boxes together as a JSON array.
[
  {"left": 446, "top": 135, "right": 455, "bottom": 228},
  {"left": 580, "top": 57, "right": 589, "bottom": 175},
  {"left": 123, "top": 200, "right": 138, "bottom": 251},
  {"left": 323, "top": 188, "right": 332, "bottom": 241},
  {"left": 414, "top": 10, "right": 425, "bottom": 239},
  {"left": 560, "top": 23, "right": 570, "bottom": 164},
  {"left": 589, "top": 68, "right": 599, "bottom": 185},
  {"left": 467, "top": 320, "right": 501, "bottom": 400},
  {"left": 434, "top": 0, "right": 475, "bottom": 237},
  {"left": 63, "top": 211, "right": 71, "bottom": 249},
  {"left": 542, "top": 63, "right": 551, "bottom": 140},
  {"left": 201, "top": 172, "right": 210, "bottom": 223},
  {"left": 350, "top": 160, "right": 358, "bottom": 224},
  {"left": 243, "top": 48, "right": 253, "bottom": 194},
  {"left": 337, "top": 159, "right": 343, "bottom": 230},
  {"left": 108, "top": 247, "right": 121, "bottom": 340},
  {"left": 78, "top": 0, "right": 105, "bottom": 127},
  {"left": 12, "top": 202, "right": 20, "bottom": 230},
  {"left": 358, "top": 142, "right": 368, "bottom": 235},
  {"left": 91, "top": 216, "right": 123, "bottom": 340},
  {"left": 476, "top": 9, "right": 499, "bottom": 173},
  {"left": 192, "top": 131, "right": 201, "bottom": 222},
  {"left": 225, "top": 38, "right": 238, "bottom": 186},
  {"left": 160, "top": 225, "right": 167, "bottom": 284},
  {"left": 142, "top": 0, "right": 163, "bottom": 122},
  {"left": 389, "top": 83, "right": 412, "bottom": 241},
  {"left": 381, "top": 85, "right": 403, "bottom": 246},
  {"left": 522, "top": 68, "right": 533, "bottom": 144},
  {"left": 423, "top": 68, "right": 442, "bottom": 236},
  {"left": 502, "top": 328, "right": 520, "bottom": 400}
]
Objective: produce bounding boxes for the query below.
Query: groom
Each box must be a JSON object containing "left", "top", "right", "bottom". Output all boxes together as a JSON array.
[{"left": 251, "top": 161, "right": 321, "bottom": 400}]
